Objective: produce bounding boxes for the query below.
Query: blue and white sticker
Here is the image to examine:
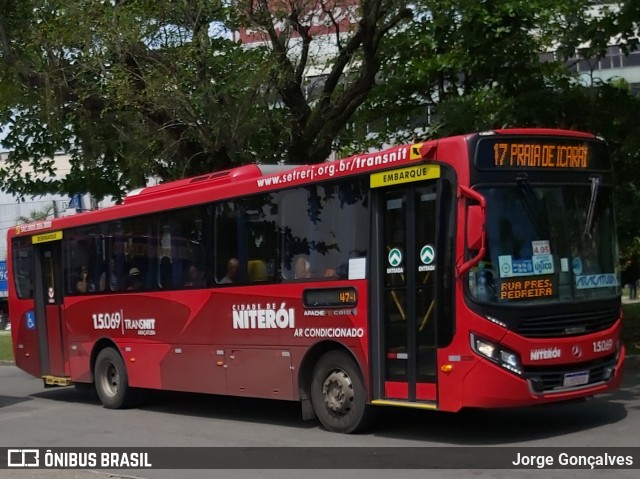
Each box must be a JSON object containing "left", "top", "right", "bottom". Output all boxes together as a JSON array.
[
  {"left": 532, "top": 254, "right": 554, "bottom": 275},
  {"left": 575, "top": 274, "right": 618, "bottom": 289},
  {"left": 25, "top": 311, "right": 36, "bottom": 330},
  {"left": 571, "top": 257, "right": 583, "bottom": 275},
  {"left": 499, "top": 255, "right": 533, "bottom": 278}
]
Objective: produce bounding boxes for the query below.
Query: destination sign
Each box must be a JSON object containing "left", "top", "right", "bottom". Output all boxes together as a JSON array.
[
  {"left": 475, "top": 137, "right": 611, "bottom": 171},
  {"left": 32, "top": 231, "right": 63, "bottom": 244}
]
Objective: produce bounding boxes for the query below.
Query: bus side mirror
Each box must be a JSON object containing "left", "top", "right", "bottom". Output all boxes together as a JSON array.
[
  {"left": 467, "top": 205, "right": 484, "bottom": 251},
  {"left": 457, "top": 186, "right": 486, "bottom": 277}
]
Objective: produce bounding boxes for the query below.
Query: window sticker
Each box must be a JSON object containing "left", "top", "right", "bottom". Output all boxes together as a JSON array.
[
  {"left": 532, "top": 254, "right": 554, "bottom": 275},
  {"left": 348, "top": 258, "right": 366, "bottom": 280},
  {"left": 387, "top": 248, "right": 403, "bottom": 274},
  {"left": 575, "top": 274, "right": 618, "bottom": 289},
  {"left": 571, "top": 257, "right": 583, "bottom": 275},
  {"left": 532, "top": 240, "right": 550, "bottom": 255},
  {"left": 499, "top": 255, "right": 533, "bottom": 278},
  {"left": 419, "top": 244, "right": 435, "bottom": 272}
]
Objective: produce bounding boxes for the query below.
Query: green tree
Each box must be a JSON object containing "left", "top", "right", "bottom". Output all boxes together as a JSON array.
[
  {"left": 0, "top": 0, "right": 279, "bottom": 199},
  {"left": 339, "top": 0, "right": 597, "bottom": 149},
  {"left": 340, "top": 0, "right": 640, "bottom": 247},
  {"left": 0, "top": 0, "right": 411, "bottom": 199},
  {"left": 2, "top": 0, "right": 639, "bottom": 253}
]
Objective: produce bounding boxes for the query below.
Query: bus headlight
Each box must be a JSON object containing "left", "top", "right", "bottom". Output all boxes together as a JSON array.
[
  {"left": 471, "top": 334, "right": 523, "bottom": 375},
  {"left": 475, "top": 337, "right": 496, "bottom": 358}
]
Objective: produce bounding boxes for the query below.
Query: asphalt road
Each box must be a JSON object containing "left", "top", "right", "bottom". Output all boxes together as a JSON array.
[{"left": 0, "top": 358, "right": 638, "bottom": 479}]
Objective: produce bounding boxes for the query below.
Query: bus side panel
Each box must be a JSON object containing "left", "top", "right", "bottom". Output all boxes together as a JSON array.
[
  {"left": 122, "top": 342, "right": 229, "bottom": 394},
  {"left": 10, "top": 303, "right": 43, "bottom": 378},
  {"left": 63, "top": 282, "right": 369, "bottom": 400},
  {"left": 225, "top": 348, "right": 294, "bottom": 399},
  {"left": 67, "top": 340, "right": 95, "bottom": 383}
]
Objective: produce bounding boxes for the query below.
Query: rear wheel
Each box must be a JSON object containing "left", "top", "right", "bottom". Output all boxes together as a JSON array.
[
  {"left": 310, "top": 350, "right": 371, "bottom": 433},
  {"left": 94, "top": 347, "right": 136, "bottom": 409}
]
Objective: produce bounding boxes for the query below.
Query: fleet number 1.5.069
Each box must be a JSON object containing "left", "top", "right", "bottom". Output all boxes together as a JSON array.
[
  {"left": 593, "top": 339, "right": 613, "bottom": 353},
  {"left": 93, "top": 312, "right": 122, "bottom": 330}
]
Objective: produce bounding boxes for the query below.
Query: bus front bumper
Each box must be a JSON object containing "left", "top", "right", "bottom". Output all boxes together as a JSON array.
[{"left": 460, "top": 347, "right": 625, "bottom": 409}]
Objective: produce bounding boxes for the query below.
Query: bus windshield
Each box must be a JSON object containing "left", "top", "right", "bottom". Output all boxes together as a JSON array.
[{"left": 469, "top": 183, "right": 619, "bottom": 304}]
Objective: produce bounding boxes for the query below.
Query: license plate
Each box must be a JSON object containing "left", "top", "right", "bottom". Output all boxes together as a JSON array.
[{"left": 563, "top": 371, "right": 589, "bottom": 388}]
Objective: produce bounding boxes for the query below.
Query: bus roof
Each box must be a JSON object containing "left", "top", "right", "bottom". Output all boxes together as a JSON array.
[
  {"left": 122, "top": 164, "right": 300, "bottom": 205},
  {"left": 8, "top": 128, "right": 602, "bottom": 239}
]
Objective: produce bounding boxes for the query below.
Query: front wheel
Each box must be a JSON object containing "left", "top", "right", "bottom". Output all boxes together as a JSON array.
[
  {"left": 310, "top": 350, "right": 371, "bottom": 433},
  {"left": 94, "top": 347, "right": 137, "bottom": 409}
]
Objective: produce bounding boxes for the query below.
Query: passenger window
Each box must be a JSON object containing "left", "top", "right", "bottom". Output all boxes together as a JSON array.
[{"left": 280, "top": 180, "right": 369, "bottom": 281}]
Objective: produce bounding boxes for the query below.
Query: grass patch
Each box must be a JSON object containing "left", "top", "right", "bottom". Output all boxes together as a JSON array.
[
  {"left": 0, "top": 332, "right": 13, "bottom": 362},
  {"left": 622, "top": 303, "right": 640, "bottom": 356}
]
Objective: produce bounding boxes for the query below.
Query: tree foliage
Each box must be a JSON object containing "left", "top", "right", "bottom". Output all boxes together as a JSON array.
[
  {"left": 1, "top": 1, "right": 640, "bottom": 247},
  {"left": 340, "top": 0, "right": 640, "bottom": 247},
  {"left": 0, "top": 0, "right": 410, "bottom": 199}
]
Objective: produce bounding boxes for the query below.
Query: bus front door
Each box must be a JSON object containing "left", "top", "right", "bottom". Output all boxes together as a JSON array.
[
  {"left": 373, "top": 182, "right": 439, "bottom": 405},
  {"left": 33, "top": 240, "right": 67, "bottom": 378}
]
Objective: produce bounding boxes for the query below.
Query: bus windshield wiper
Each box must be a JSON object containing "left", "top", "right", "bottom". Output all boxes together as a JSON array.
[
  {"left": 583, "top": 176, "right": 600, "bottom": 238},
  {"left": 515, "top": 174, "right": 551, "bottom": 239}
]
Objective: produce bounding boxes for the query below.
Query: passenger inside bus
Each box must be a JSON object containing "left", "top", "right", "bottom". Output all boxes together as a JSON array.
[
  {"left": 98, "top": 271, "right": 107, "bottom": 292},
  {"left": 293, "top": 256, "right": 311, "bottom": 279},
  {"left": 98, "top": 257, "right": 117, "bottom": 292},
  {"left": 323, "top": 268, "right": 339, "bottom": 279},
  {"left": 219, "top": 258, "right": 239, "bottom": 284},
  {"left": 248, "top": 259, "right": 268, "bottom": 283},
  {"left": 76, "top": 265, "right": 95, "bottom": 293},
  {"left": 159, "top": 256, "right": 173, "bottom": 289},
  {"left": 126, "top": 267, "right": 144, "bottom": 291},
  {"left": 184, "top": 264, "right": 205, "bottom": 288},
  {"left": 108, "top": 257, "right": 122, "bottom": 291}
]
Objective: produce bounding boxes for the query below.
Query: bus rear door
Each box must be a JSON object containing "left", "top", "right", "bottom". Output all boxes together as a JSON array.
[{"left": 33, "top": 234, "right": 68, "bottom": 380}]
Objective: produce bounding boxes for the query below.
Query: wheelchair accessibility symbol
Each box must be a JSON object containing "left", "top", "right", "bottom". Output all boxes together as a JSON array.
[{"left": 26, "top": 311, "right": 36, "bottom": 330}]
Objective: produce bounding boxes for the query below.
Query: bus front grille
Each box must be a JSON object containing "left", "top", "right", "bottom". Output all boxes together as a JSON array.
[
  {"left": 516, "top": 308, "right": 617, "bottom": 338},
  {"left": 523, "top": 354, "right": 617, "bottom": 393}
]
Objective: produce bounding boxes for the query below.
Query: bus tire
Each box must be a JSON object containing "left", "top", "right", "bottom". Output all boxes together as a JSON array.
[
  {"left": 94, "top": 347, "right": 136, "bottom": 409},
  {"left": 311, "top": 350, "right": 371, "bottom": 433}
]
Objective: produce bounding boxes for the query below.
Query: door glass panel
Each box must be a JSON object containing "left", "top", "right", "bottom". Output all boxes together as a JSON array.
[
  {"left": 43, "top": 250, "right": 58, "bottom": 304},
  {"left": 415, "top": 186, "right": 437, "bottom": 380},
  {"left": 383, "top": 191, "right": 407, "bottom": 381},
  {"left": 382, "top": 184, "right": 438, "bottom": 388}
]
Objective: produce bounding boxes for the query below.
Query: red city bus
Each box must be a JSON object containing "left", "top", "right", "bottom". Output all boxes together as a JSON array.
[{"left": 7, "top": 128, "right": 624, "bottom": 433}]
